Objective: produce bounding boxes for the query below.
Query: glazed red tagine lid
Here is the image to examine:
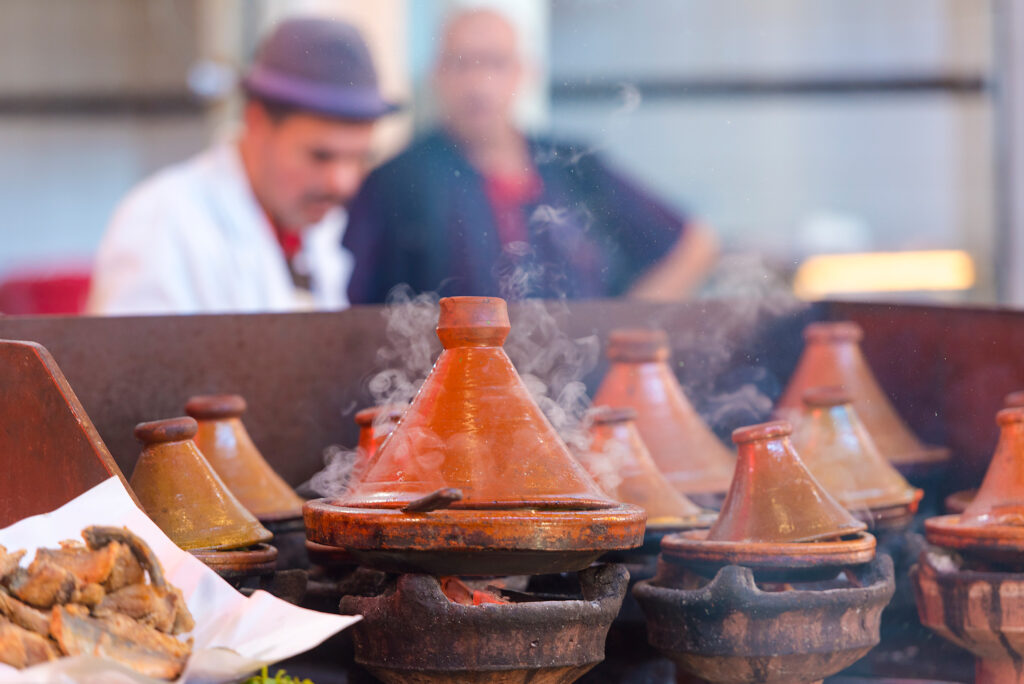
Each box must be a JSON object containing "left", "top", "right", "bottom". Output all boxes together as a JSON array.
[
  {"left": 592, "top": 328, "right": 735, "bottom": 496},
  {"left": 945, "top": 390, "right": 1024, "bottom": 515},
  {"left": 129, "top": 416, "right": 273, "bottom": 552},
  {"left": 304, "top": 296, "right": 646, "bottom": 576},
  {"left": 185, "top": 393, "right": 305, "bottom": 523},
  {"left": 776, "top": 321, "right": 949, "bottom": 468},
  {"left": 576, "top": 406, "right": 713, "bottom": 531},
  {"left": 660, "top": 420, "right": 874, "bottom": 580},
  {"left": 790, "top": 386, "right": 923, "bottom": 527},
  {"left": 925, "top": 407, "right": 1024, "bottom": 564}
]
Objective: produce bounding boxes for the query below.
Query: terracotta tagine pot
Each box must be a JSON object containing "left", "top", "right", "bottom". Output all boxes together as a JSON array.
[
  {"left": 304, "top": 296, "right": 646, "bottom": 576},
  {"left": 776, "top": 322, "right": 949, "bottom": 474},
  {"left": 592, "top": 328, "right": 735, "bottom": 498},
  {"left": 130, "top": 416, "right": 273, "bottom": 551},
  {"left": 790, "top": 386, "right": 922, "bottom": 530},
  {"left": 659, "top": 421, "right": 874, "bottom": 582},
  {"left": 576, "top": 406, "right": 713, "bottom": 537},
  {"left": 925, "top": 407, "right": 1024, "bottom": 565},
  {"left": 185, "top": 394, "right": 304, "bottom": 523},
  {"left": 913, "top": 545, "right": 1024, "bottom": 684},
  {"left": 945, "top": 390, "right": 1024, "bottom": 515}
]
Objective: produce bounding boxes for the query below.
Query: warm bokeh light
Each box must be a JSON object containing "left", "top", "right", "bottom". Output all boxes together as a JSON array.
[{"left": 793, "top": 250, "right": 976, "bottom": 300}]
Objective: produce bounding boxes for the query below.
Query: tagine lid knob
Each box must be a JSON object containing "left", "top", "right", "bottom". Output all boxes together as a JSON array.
[
  {"left": 134, "top": 417, "right": 198, "bottom": 445},
  {"left": 436, "top": 296, "right": 510, "bottom": 348},
  {"left": 731, "top": 420, "right": 793, "bottom": 445},
  {"left": 185, "top": 394, "right": 247, "bottom": 420},
  {"left": 606, "top": 328, "right": 670, "bottom": 362},
  {"left": 803, "top": 321, "right": 864, "bottom": 343}
]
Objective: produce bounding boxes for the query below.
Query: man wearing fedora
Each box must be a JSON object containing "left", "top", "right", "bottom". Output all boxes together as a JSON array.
[{"left": 88, "top": 17, "right": 396, "bottom": 315}]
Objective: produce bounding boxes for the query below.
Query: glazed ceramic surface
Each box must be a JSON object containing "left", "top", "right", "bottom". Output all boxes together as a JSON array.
[
  {"left": 790, "top": 386, "right": 921, "bottom": 513},
  {"left": 129, "top": 416, "right": 272, "bottom": 551},
  {"left": 925, "top": 407, "right": 1024, "bottom": 562},
  {"left": 776, "top": 321, "right": 948, "bottom": 466},
  {"left": 186, "top": 394, "right": 304, "bottom": 522},
  {"left": 709, "top": 421, "right": 866, "bottom": 544},
  {"left": 305, "top": 297, "right": 645, "bottom": 575},
  {"left": 593, "top": 329, "right": 734, "bottom": 495},
  {"left": 577, "top": 406, "right": 707, "bottom": 526}
]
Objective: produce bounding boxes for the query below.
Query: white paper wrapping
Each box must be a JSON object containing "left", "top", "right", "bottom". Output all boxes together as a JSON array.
[{"left": 0, "top": 477, "right": 359, "bottom": 683}]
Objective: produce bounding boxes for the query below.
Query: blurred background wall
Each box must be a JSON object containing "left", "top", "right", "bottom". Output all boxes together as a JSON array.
[{"left": 0, "top": 0, "right": 1009, "bottom": 306}]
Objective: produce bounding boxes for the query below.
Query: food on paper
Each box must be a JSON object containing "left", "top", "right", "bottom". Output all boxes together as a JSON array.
[{"left": 0, "top": 525, "right": 195, "bottom": 679}]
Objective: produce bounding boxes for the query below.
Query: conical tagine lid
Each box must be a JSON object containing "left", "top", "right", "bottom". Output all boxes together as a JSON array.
[
  {"left": 708, "top": 421, "right": 866, "bottom": 543},
  {"left": 925, "top": 408, "right": 1024, "bottom": 561},
  {"left": 305, "top": 297, "right": 646, "bottom": 575},
  {"left": 960, "top": 408, "right": 1024, "bottom": 527},
  {"left": 186, "top": 394, "right": 304, "bottom": 522},
  {"left": 790, "top": 387, "right": 921, "bottom": 512},
  {"left": 344, "top": 297, "right": 617, "bottom": 509},
  {"left": 593, "top": 328, "right": 735, "bottom": 495},
  {"left": 129, "top": 417, "right": 273, "bottom": 551},
  {"left": 777, "top": 322, "right": 948, "bottom": 466},
  {"left": 577, "top": 406, "right": 704, "bottom": 525}
]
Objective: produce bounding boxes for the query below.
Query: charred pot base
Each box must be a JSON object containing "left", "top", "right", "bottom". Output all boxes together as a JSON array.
[
  {"left": 633, "top": 555, "right": 894, "bottom": 684},
  {"left": 339, "top": 564, "right": 628, "bottom": 684},
  {"left": 912, "top": 546, "right": 1024, "bottom": 684}
]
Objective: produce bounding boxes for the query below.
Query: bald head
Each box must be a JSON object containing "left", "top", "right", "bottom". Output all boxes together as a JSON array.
[{"left": 434, "top": 9, "right": 524, "bottom": 146}]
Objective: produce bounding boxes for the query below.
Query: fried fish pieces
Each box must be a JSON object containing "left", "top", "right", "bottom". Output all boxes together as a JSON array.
[
  {"left": 6, "top": 561, "right": 76, "bottom": 609},
  {"left": 0, "top": 589, "right": 50, "bottom": 636},
  {"left": 0, "top": 617, "right": 58, "bottom": 669},
  {"left": 50, "top": 605, "right": 190, "bottom": 680}
]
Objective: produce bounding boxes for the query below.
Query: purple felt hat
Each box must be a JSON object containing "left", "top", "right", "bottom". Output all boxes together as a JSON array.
[{"left": 242, "top": 17, "right": 399, "bottom": 120}]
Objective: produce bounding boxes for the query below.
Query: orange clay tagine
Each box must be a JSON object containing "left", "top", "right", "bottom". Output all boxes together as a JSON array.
[
  {"left": 790, "top": 386, "right": 922, "bottom": 530},
  {"left": 776, "top": 321, "right": 949, "bottom": 471},
  {"left": 304, "top": 296, "right": 646, "bottom": 576},
  {"left": 575, "top": 406, "right": 713, "bottom": 534},
  {"left": 925, "top": 407, "right": 1024, "bottom": 565},
  {"left": 945, "top": 389, "right": 1024, "bottom": 514},
  {"left": 660, "top": 420, "right": 874, "bottom": 581},
  {"left": 593, "top": 328, "right": 734, "bottom": 497},
  {"left": 185, "top": 394, "right": 304, "bottom": 523},
  {"left": 130, "top": 417, "right": 273, "bottom": 551}
]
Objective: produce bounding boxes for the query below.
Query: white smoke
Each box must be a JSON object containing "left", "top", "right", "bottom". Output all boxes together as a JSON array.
[
  {"left": 573, "top": 432, "right": 629, "bottom": 494},
  {"left": 308, "top": 445, "right": 359, "bottom": 498},
  {"left": 675, "top": 252, "right": 809, "bottom": 431},
  {"left": 368, "top": 284, "right": 442, "bottom": 406},
  {"left": 498, "top": 246, "right": 600, "bottom": 452}
]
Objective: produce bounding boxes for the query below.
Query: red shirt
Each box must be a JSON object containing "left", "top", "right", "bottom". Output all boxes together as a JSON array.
[{"left": 482, "top": 169, "right": 543, "bottom": 246}]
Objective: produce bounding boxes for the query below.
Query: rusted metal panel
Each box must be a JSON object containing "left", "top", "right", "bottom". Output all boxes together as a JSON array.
[
  {"left": 0, "top": 339, "right": 136, "bottom": 527},
  {"left": 0, "top": 300, "right": 819, "bottom": 489}
]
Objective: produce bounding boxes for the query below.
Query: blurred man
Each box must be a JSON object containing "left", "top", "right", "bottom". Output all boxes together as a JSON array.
[
  {"left": 343, "top": 9, "right": 718, "bottom": 303},
  {"left": 88, "top": 18, "right": 396, "bottom": 314}
]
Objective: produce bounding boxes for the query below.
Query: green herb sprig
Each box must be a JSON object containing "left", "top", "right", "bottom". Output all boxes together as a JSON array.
[{"left": 243, "top": 665, "right": 314, "bottom": 684}]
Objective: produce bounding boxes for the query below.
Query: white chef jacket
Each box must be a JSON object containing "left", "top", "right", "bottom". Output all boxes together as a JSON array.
[{"left": 87, "top": 143, "right": 352, "bottom": 315}]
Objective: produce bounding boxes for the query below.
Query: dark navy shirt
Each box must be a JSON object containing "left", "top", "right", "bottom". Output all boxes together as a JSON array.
[{"left": 344, "top": 129, "right": 688, "bottom": 303}]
